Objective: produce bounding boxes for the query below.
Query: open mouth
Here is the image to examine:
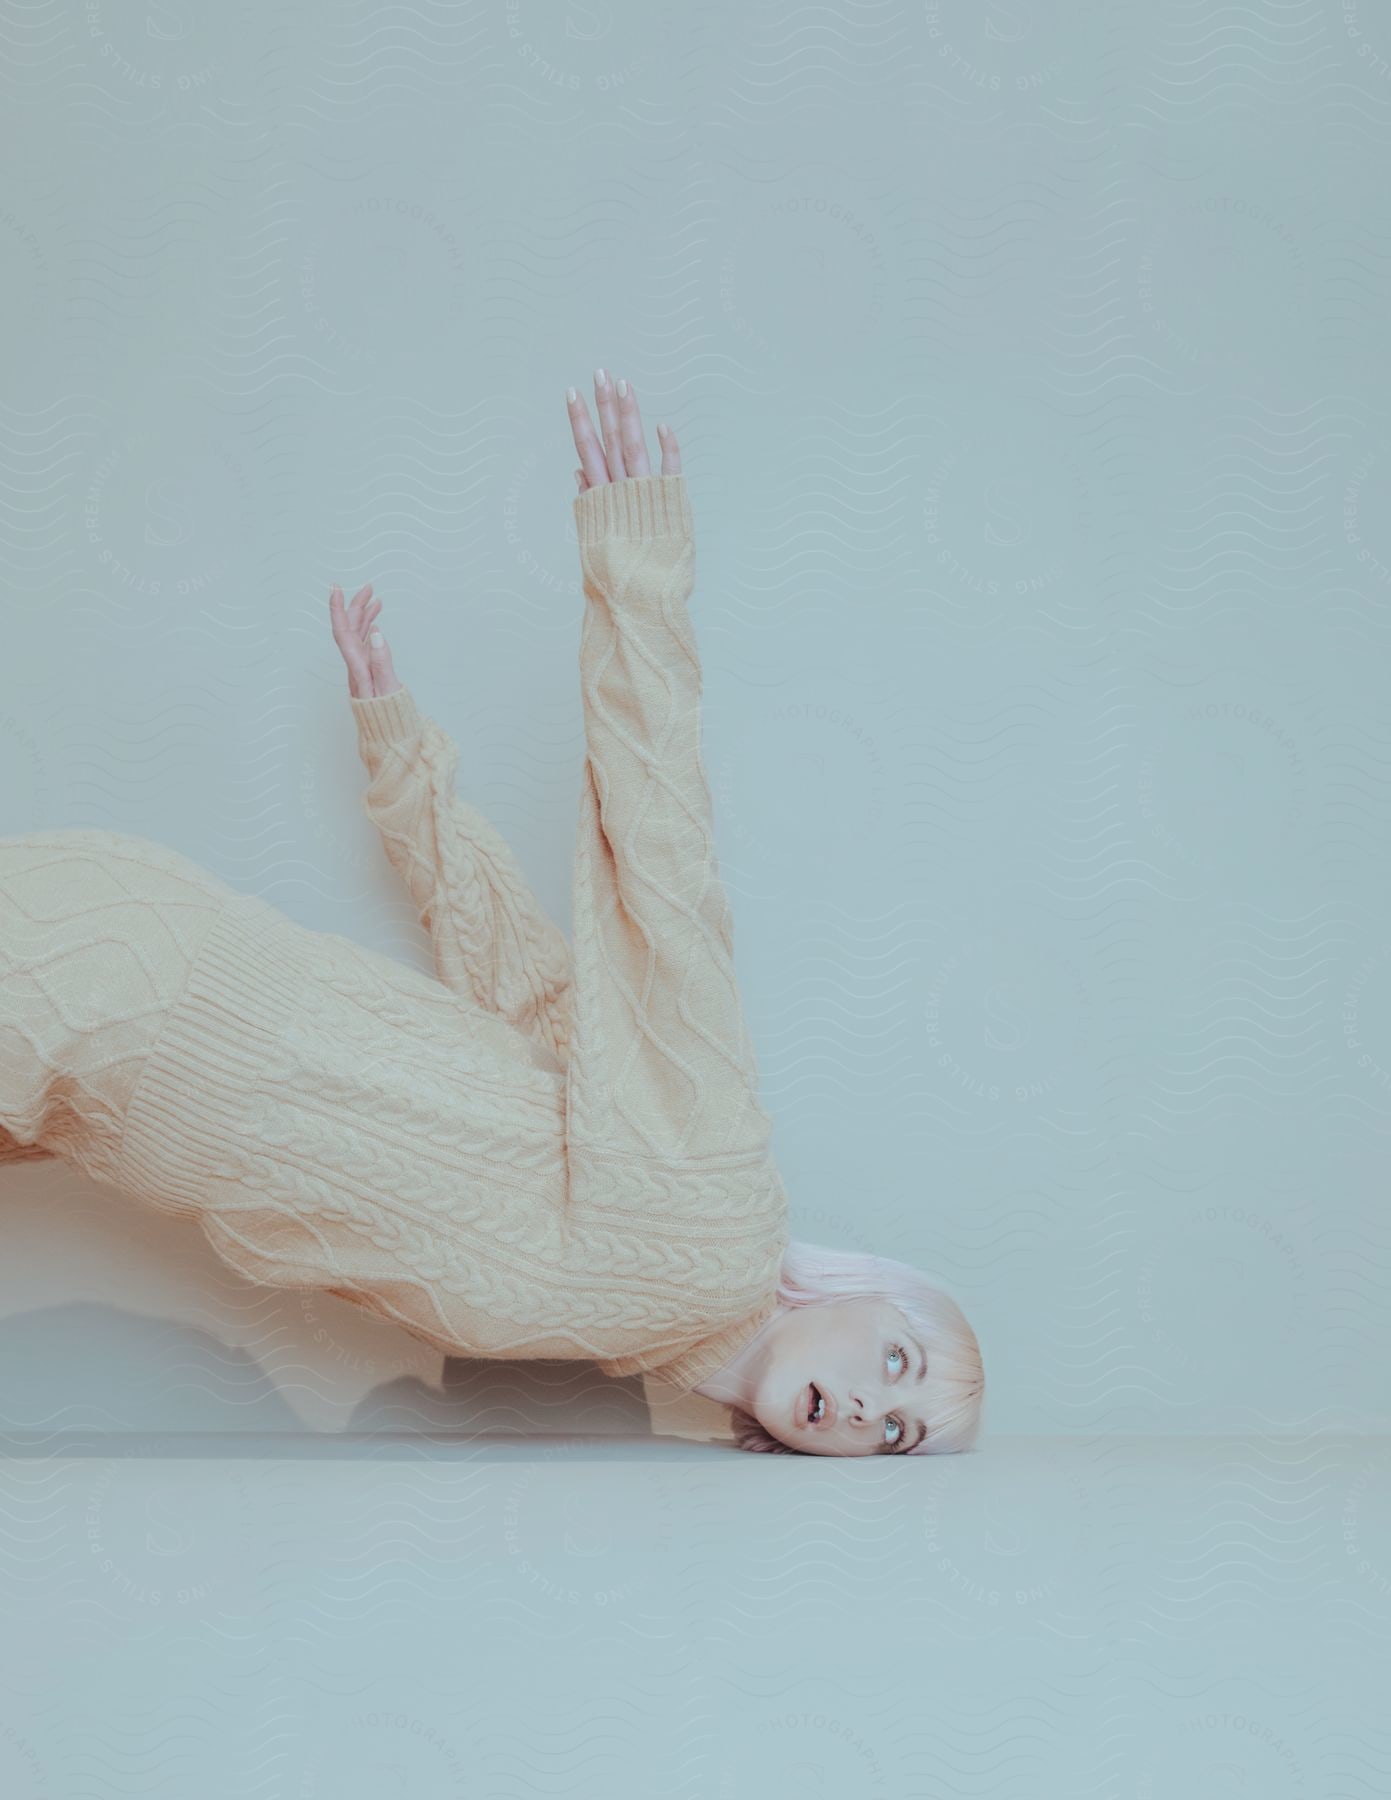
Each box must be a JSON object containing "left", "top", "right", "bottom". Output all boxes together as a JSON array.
[{"left": 800, "top": 1382, "right": 832, "bottom": 1429}]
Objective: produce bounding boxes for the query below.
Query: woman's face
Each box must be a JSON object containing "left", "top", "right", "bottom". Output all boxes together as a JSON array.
[{"left": 749, "top": 1296, "right": 931, "bottom": 1456}]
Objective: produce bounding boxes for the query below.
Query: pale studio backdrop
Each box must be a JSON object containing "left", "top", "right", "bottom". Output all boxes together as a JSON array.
[{"left": 2, "top": 4, "right": 1389, "bottom": 1796}]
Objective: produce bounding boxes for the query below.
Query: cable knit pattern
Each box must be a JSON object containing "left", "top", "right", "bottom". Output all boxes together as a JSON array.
[
  {"left": 0, "top": 830, "right": 231, "bottom": 1191},
  {"left": 0, "top": 475, "right": 788, "bottom": 1398},
  {"left": 350, "top": 686, "right": 575, "bottom": 1069}
]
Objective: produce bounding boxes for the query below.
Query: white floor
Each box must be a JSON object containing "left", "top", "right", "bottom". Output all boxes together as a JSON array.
[{"left": 1, "top": 1432, "right": 1385, "bottom": 1797}]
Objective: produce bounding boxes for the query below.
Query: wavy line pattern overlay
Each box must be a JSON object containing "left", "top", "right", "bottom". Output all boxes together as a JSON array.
[{"left": 1, "top": 1, "right": 1388, "bottom": 1792}]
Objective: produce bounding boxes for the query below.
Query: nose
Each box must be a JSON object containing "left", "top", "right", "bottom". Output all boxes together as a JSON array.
[{"left": 848, "top": 1387, "right": 888, "bottom": 1429}]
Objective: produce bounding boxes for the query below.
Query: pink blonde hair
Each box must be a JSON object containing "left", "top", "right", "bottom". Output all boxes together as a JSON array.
[{"left": 727, "top": 1239, "right": 985, "bottom": 1457}]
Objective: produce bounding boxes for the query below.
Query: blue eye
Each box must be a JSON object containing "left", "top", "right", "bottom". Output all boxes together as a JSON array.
[{"left": 884, "top": 1343, "right": 909, "bottom": 1449}]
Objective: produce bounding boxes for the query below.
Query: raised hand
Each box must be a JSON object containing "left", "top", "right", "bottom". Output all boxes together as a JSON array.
[
  {"left": 329, "top": 581, "right": 402, "bottom": 700},
  {"left": 565, "top": 368, "right": 682, "bottom": 493}
]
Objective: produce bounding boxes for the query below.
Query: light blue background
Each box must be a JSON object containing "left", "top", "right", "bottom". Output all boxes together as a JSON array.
[{"left": 2, "top": 2, "right": 1389, "bottom": 1793}]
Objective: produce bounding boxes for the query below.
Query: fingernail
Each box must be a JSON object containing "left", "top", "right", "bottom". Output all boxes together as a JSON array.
[
  {"left": 656, "top": 421, "right": 667, "bottom": 436},
  {"left": 616, "top": 378, "right": 628, "bottom": 398},
  {"left": 566, "top": 387, "right": 577, "bottom": 403},
  {"left": 370, "top": 631, "right": 383, "bottom": 648},
  {"left": 595, "top": 368, "right": 607, "bottom": 386}
]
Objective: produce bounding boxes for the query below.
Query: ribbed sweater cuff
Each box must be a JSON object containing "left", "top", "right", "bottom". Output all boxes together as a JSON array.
[
  {"left": 572, "top": 473, "right": 692, "bottom": 546},
  {"left": 351, "top": 685, "right": 421, "bottom": 747}
]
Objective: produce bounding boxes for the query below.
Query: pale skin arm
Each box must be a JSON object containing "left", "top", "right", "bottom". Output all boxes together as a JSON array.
[{"left": 328, "top": 368, "right": 683, "bottom": 694}]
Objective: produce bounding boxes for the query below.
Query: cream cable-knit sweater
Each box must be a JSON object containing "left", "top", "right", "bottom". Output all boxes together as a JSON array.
[{"left": 0, "top": 474, "right": 789, "bottom": 1400}]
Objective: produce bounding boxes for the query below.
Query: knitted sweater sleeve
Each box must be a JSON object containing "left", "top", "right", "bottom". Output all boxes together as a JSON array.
[
  {"left": 350, "top": 687, "right": 574, "bottom": 1066},
  {"left": 564, "top": 473, "right": 775, "bottom": 1171}
]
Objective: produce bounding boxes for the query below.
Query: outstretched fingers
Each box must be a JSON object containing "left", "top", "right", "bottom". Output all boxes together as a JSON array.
[
  {"left": 329, "top": 581, "right": 396, "bottom": 700},
  {"left": 613, "top": 378, "right": 650, "bottom": 478},
  {"left": 566, "top": 368, "right": 682, "bottom": 485},
  {"left": 567, "top": 385, "right": 610, "bottom": 487},
  {"left": 656, "top": 418, "right": 682, "bottom": 476},
  {"left": 329, "top": 584, "right": 370, "bottom": 699},
  {"left": 592, "top": 368, "right": 627, "bottom": 477}
]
